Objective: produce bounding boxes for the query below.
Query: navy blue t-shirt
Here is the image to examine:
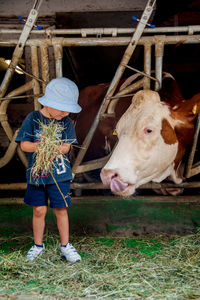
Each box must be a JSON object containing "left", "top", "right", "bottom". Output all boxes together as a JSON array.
[{"left": 16, "top": 110, "right": 77, "bottom": 185}]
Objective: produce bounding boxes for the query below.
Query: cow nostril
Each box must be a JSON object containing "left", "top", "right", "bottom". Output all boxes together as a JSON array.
[
  {"left": 112, "top": 173, "right": 118, "bottom": 179},
  {"left": 100, "top": 169, "right": 119, "bottom": 185}
]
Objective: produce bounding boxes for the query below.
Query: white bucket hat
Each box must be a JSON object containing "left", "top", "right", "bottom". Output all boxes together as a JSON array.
[{"left": 38, "top": 77, "right": 82, "bottom": 113}]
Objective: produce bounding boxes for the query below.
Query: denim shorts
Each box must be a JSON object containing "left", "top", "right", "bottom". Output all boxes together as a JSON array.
[{"left": 24, "top": 181, "right": 72, "bottom": 208}]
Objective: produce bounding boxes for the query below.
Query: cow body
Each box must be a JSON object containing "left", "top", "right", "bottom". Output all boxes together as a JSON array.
[{"left": 74, "top": 81, "right": 131, "bottom": 161}]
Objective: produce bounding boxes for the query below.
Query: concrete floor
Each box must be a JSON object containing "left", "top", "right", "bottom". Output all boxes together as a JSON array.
[{"left": 1, "top": 195, "right": 200, "bottom": 236}]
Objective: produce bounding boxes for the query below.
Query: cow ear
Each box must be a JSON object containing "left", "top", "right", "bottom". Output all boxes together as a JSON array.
[
  {"left": 161, "top": 118, "right": 177, "bottom": 145},
  {"left": 159, "top": 73, "right": 184, "bottom": 106},
  {"left": 171, "top": 93, "right": 200, "bottom": 122}
]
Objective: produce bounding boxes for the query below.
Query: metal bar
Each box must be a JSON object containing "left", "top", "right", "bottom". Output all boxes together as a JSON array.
[
  {"left": 1, "top": 25, "right": 200, "bottom": 36},
  {"left": 0, "top": 81, "right": 33, "bottom": 167},
  {"left": 75, "top": 155, "right": 111, "bottom": 174},
  {"left": 155, "top": 40, "right": 164, "bottom": 90},
  {"left": 0, "top": 94, "right": 42, "bottom": 101},
  {"left": 72, "top": 0, "right": 156, "bottom": 174},
  {"left": 0, "top": 130, "right": 18, "bottom": 168},
  {"left": 53, "top": 42, "right": 63, "bottom": 77},
  {"left": 190, "top": 165, "right": 200, "bottom": 177},
  {"left": 31, "top": 45, "right": 41, "bottom": 110},
  {"left": 0, "top": 183, "right": 27, "bottom": 190},
  {"left": 71, "top": 181, "right": 200, "bottom": 190},
  {"left": 2, "top": 34, "right": 200, "bottom": 48},
  {"left": 33, "top": 0, "right": 43, "bottom": 11},
  {"left": 40, "top": 44, "right": 50, "bottom": 90},
  {"left": 0, "top": 1, "right": 43, "bottom": 98},
  {"left": 185, "top": 112, "right": 200, "bottom": 178},
  {"left": 0, "top": 81, "right": 34, "bottom": 128},
  {"left": 143, "top": 43, "right": 152, "bottom": 89},
  {"left": 121, "top": 64, "right": 159, "bottom": 85},
  {"left": 1, "top": 181, "right": 200, "bottom": 191}
]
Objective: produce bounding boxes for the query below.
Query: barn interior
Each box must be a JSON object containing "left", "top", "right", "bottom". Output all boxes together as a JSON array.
[
  {"left": 1, "top": 3, "right": 200, "bottom": 298},
  {"left": 0, "top": 0, "right": 200, "bottom": 196}
]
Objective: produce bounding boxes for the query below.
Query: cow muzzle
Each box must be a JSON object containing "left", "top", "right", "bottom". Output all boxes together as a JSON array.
[{"left": 100, "top": 169, "right": 136, "bottom": 196}]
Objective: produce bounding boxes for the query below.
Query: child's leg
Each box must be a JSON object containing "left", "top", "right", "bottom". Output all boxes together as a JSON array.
[
  {"left": 54, "top": 207, "right": 81, "bottom": 263},
  {"left": 53, "top": 208, "right": 69, "bottom": 245},
  {"left": 33, "top": 206, "right": 47, "bottom": 245}
]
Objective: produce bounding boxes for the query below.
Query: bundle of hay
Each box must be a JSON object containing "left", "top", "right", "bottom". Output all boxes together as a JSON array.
[
  {"left": 31, "top": 119, "right": 71, "bottom": 206},
  {"left": 31, "top": 119, "right": 66, "bottom": 177}
]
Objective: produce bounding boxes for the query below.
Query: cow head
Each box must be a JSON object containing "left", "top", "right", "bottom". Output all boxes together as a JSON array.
[{"left": 100, "top": 89, "right": 200, "bottom": 196}]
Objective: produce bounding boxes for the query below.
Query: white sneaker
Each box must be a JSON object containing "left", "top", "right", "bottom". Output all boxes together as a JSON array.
[
  {"left": 60, "top": 243, "right": 81, "bottom": 263},
  {"left": 26, "top": 244, "right": 45, "bottom": 262}
]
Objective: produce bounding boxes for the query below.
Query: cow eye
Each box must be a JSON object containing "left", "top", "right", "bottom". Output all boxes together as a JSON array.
[{"left": 144, "top": 128, "right": 153, "bottom": 134}]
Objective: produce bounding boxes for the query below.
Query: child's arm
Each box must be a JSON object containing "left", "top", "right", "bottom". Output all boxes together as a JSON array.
[
  {"left": 20, "top": 141, "right": 70, "bottom": 156},
  {"left": 20, "top": 141, "right": 39, "bottom": 153}
]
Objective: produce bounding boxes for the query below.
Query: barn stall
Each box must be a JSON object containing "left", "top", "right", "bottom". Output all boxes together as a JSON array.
[{"left": 1, "top": 0, "right": 200, "bottom": 298}]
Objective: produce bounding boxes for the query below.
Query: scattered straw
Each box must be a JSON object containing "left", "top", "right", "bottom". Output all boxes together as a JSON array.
[{"left": 1, "top": 232, "right": 200, "bottom": 299}]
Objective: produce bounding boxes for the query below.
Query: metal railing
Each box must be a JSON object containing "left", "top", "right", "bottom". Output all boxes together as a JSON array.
[{"left": 0, "top": 24, "right": 200, "bottom": 190}]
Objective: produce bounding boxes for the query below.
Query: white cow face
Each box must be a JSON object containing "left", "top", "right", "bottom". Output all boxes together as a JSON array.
[{"left": 100, "top": 90, "right": 179, "bottom": 196}]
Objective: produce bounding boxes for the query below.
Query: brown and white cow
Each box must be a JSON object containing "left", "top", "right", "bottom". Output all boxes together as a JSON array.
[
  {"left": 100, "top": 81, "right": 200, "bottom": 196},
  {"left": 73, "top": 74, "right": 200, "bottom": 196}
]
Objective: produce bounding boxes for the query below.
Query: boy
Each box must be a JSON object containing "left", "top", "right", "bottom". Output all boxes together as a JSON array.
[{"left": 16, "top": 77, "right": 82, "bottom": 263}]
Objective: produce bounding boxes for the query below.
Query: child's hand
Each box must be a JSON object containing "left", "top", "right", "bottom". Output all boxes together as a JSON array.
[
  {"left": 57, "top": 143, "right": 71, "bottom": 155},
  {"left": 49, "top": 144, "right": 70, "bottom": 162}
]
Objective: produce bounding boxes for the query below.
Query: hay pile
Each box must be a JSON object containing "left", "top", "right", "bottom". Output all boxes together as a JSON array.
[{"left": 1, "top": 232, "right": 200, "bottom": 299}]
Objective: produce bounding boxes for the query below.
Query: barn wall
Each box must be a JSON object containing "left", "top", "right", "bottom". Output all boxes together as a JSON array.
[{"left": 0, "top": 0, "right": 147, "bottom": 16}]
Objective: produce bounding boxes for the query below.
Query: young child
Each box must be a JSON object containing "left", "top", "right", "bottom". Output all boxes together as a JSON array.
[{"left": 16, "top": 77, "right": 82, "bottom": 263}]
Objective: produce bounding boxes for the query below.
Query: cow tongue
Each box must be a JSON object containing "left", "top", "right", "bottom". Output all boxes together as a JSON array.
[{"left": 110, "top": 177, "right": 128, "bottom": 193}]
